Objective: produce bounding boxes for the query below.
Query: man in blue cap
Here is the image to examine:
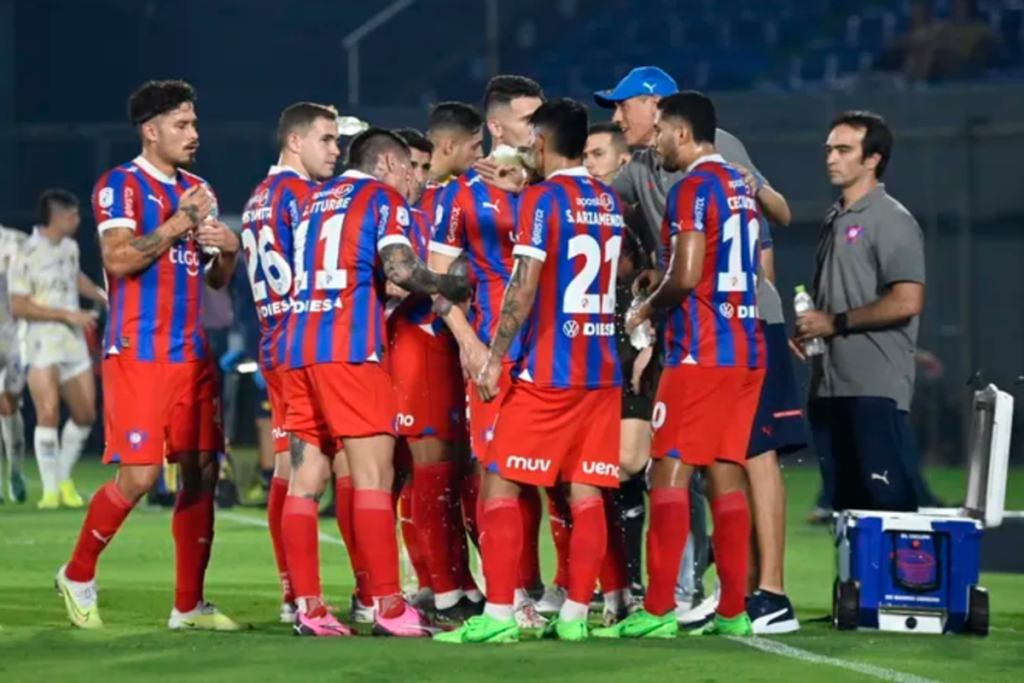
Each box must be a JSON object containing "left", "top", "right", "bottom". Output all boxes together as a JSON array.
[{"left": 595, "top": 66, "right": 804, "bottom": 635}]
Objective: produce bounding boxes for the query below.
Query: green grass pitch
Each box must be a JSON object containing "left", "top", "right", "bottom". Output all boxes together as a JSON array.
[{"left": 2, "top": 458, "right": 1023, "bottom": 682}]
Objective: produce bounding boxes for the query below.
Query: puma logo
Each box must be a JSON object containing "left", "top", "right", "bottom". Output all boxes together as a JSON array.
[
  {"left": 482, "top": 200, "right": 501, "bottom": 212},
  {"left": 642, "top": 82, "right": 657, "bottom": 93},
  {"left": 147, "top": 194, "right": 165, "bottom": 209},
  {"left": 91, "top": 530, "right": 112, "bottom": 545},
  {"left": 871, "top": 471, "right": 890, "bottom": 486}
]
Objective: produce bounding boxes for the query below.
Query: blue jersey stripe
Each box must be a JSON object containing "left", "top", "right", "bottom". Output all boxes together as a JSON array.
[
  {"left": 350, "top": 185, "right": 378, "bottom": 363},
  {"left": 168, "top": 179, "right": 188, "bottom": 363},
  {"left": 550, "top": 186, "right": 574, "bottom": 388},
  {"left": 705, "top": 179, "right": 735, "bottom": 366},
  {"left": 289, "top": 205, "right": 319, "bottom": 369},
  {"left": 578, "top": 180, "right": 605, "bottom": 390}
]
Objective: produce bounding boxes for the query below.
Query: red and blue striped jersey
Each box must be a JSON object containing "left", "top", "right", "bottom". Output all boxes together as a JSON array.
[
  {"left": 93, "top": 156, "right": 214, "bottom": 364},
  {"left": 662, "top": 154, "right": 766, "bottom": 369},
  {"left": 512, "top": 168, "right": 623, "bottom": 390},
  {"left": 241, "top": 165, "right": 316, "bottom": 371},
  {"left": 284, "top": 170, "right": 413, "bottom": 368},
  {"left": 417, "top": 178, "right": 453, "bottom": 230},
  {"left": 429, "top": 169, "right": 519, "bottom": 355}
]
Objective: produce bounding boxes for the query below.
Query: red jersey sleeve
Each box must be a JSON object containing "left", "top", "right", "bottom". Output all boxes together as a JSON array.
[
  {"left": 93, "top": 169, "right": 141, "bottom": 235},
  {"left": 511, "top": 185, "right": 554, "bottom": 263},
  {"left": 428, "top": 183, "right": 466, "bottom": 258}
]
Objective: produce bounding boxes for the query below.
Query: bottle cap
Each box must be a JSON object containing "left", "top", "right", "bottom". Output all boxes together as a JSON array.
[{"left": 795, "top": 285, "right": 806, "bottom": 294}]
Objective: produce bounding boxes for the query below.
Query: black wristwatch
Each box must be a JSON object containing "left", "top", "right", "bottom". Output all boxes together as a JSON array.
[{"left": 834, "top": 312, "right": 850, "bottom": 336}]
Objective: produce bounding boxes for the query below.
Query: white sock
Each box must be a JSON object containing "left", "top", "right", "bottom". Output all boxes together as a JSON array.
[
  {"left": 464, "top": 589, "right": 484, "bottom": 603},
  {"left": 484, "top": 602, "right": 514, "bottom": 621},
  {"left": 58, "top": 420, "right": 91, "bottom": 482},
  {"left": 514, "top": 588, "right": 529, "bottom": 607},
  {"left": 434, "top": 589, "right": 462, "bottom": 611},
  {"left": 558, "top": 599, "right": 589, "bottom": 623},
  {"left": 603, "top": 589, "right": 630, "bottom": 614},
  {"left": 34, "top": 426, "right": 60, "bottom": 496}
]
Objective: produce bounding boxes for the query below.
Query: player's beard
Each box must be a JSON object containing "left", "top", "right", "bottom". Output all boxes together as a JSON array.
[{"left": 177, "top": 145, "right": 199, "bottom": 169}]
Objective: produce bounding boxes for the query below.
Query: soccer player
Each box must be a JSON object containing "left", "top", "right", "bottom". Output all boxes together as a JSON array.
[
  {"left": 583, "top": 122, "right": 631, "bottom": 184},
  {"left": 0, "top": 224, "right": 28, "bottom": 504},
  {"left": 595, "top": 91, "right": 763, "bottom": 639},
  {"left": 9, "top": 189, "right": 105, "bottom": 509},
  {"left": 428, "top": 75, "right": 548, "bottom": 629},
  {"left": 55, "top": 80, "right": 242, "bottom": 631},
  {"left": 388, "top": 127, "right": 481, "bottom": 622},
  {"left": 436, "top": 98, "right": 624, "bottom": 645},
  {"left": 423, "top": 102, "right": 486, "bottom": 213},
  {"left": 240, "top": 102, "right": 340, "bottom": 624},
  {"left": 281, "top": 128, "right": 471, "bottom": 637}
]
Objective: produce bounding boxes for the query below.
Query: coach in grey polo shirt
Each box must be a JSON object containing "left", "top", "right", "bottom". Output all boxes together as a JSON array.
[
  {"left": 796, "top": 111, "right": 925, "bottom": 513},
  {"left": 595, "top": 67, "right": 803, "bottom": 631}
]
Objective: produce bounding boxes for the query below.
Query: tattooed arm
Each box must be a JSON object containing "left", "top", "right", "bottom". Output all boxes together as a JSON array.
[
  {"left": 100, "top": 185, "right": 213, "bottom": 278},
  {"left": 628, "top": 231, "right": 705, "bottom": 333},
  {"left": 380, "top": 242, "right": 471, "bottom": 303},
  {"left": 476, "top": 255, "right": 542, "bottom": 402}
]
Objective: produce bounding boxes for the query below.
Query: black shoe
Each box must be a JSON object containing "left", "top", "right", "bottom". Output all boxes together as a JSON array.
[
  {"left": 747, "top": 591, "right": 800, "bottom": 635},
  {"left": 432, "top": 596, "right": 483, "bottom": 627}
]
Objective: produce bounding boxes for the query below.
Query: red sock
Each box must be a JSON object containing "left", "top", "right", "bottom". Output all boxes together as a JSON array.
[
  {"left": 599, "top": 492, "right": 629, "bottom": 594},
  {"left": 644, "top": 486, "right": 690, "bottom": 617},
  {"left": 354, "top": 489, "right": 401, "bottom": 612},
  {"left": 66, "top": 480, "right": 135, "bottom": 582},
  {"left": 282, "top": 496, "right": 326, "bottom": 617},
  {"left": 334, "top": 476, "right": 369, "bottom": 602},
  {"left": 711, "top": 490, "right": 752, "bottom": 619},
  {"left": 566, "top": 496, "right": 606, "bottom": 605},
  {"left": 412, "top": 461, "right": 459, "bottom": 595},
  {"left": 518, "top": 487, "right": 542, "bottom": 590},
  {"left": 399, "top": 482, "right": 432, "bottom": 591},
  {"left": 172, "top": 490, "right": 215, "bottom": 613},
  {"left": 460, "top": 469, "right": 480, "bottom": 548},
  {"left": 546, "top": 487, "right": 572, "bottom": 588},
  {"left": 267, "top": 477, "right": 292, "bottom": 603},
  {"left": 481, "top": 497, "right": 522, "bottom": 606}
]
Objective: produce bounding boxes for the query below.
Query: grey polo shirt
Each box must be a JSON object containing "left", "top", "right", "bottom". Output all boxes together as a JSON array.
[
  {"left": 810, "top": 184, "right": 926, "bottom": 411},
  {"left": 612, "top": 129, "right": 785, "bottom": 325}
]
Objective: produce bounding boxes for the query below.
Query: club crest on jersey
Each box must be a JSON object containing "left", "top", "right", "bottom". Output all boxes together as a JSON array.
[
  {"left": 396, "top": 206, "right": 410, "bottom": 227},
  {"left": 845, "top": 225, "right": 864, "bottom": 244},
  {"left": 127, "top": 429, "right": 148, "bottom": 451}
]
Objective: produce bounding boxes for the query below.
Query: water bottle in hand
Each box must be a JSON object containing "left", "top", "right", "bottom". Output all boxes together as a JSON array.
[{"left": 794, "top": 285, "right": 825, "bottom": 357}]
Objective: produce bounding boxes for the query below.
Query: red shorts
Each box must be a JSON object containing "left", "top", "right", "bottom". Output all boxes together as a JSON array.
[
  {"left": 263, "top": 366, "right": 290, "bottom": 454},
  {"left": 388, "top": 319, "right": 465, "bottom": 442},
  {"left": 467, "top": 362, "right": 515, "bottom": 464},
  {"left": 102, "top": 356, "right": 224, "bottom": 466},
  {"left": 652, "top": 365, "right": 766, "bottom": 466},
  {"left": 283, "top": 362, "right": 397, "bottom": 454},
  {"left": 489, "top": 382, "right": 621, "bottom": 488}
]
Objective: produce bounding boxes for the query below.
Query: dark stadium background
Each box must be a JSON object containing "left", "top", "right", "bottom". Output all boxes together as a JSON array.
[{"left": 2, "top": 0, "right": 1023, "bottom": 463}]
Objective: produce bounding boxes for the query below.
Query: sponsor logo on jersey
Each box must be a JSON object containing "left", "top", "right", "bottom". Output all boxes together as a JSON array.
[
  {"left": 718, "top": 302, "right": 758, "bottom": 320},
  {"left": 447, "top": 206, "right": 461, "bottom": 244},
  {"left": 694, "top": 196, "right": 706, "bottom": 231},
  {"left": 289, "top": 296, "right": 343, "bottom": 314},
  {"left": 575, "top": 193, "right": 615, "bottom": 212},
  {"left": 532, "top": 209, "right": 545, "bottom": 246},
  {"left": 505, "top": 455, "right": 552, "bottom": 473},
  {"left": 396, "top": 413, "right": 415, "bottom": 428},
  {"left": 562, "top": 320, "right": 614, "bottom": 337},
  {"left": 169, "top": 241, "right": 201, "bottom": 277},
  {"left": 124, "top": 186, "right": 135, "bottom": 218}
]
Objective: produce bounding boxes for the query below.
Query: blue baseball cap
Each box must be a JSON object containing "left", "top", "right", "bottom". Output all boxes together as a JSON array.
[{"left": 594, "top": 66, "right": 679, "bottom": 109}]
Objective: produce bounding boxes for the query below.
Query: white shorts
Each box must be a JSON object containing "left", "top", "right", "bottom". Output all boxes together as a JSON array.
[{"left": 24, "top": 323, "right": 92, "bottom": 384}]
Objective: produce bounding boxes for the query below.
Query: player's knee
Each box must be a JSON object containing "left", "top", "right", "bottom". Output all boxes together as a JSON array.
[
  {"left": 273, "top": 452, "right": 292, "bottom": 480},
  {"left": 0, "top": 394, "right": 14, "bottom": 416},
  {"left": 33, "top": 400, "right": 60, "bottom": 426},
  {"left": 619, "top": 444, "right": 648, "bottom": 479},
  {"left": 70, "top": 404, "right": 97, "bottom": 426},
  {"left": 707, "top": 461, "right": 747, "bottom": 498},
  {"left": 117, "top": 465, "right": 163, "bottom": 502}
]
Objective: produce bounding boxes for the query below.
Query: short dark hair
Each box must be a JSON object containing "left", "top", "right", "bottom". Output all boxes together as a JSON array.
[
  {"left": 657, "top": 91, "right": 716, "bottom": 145},
  {"left": 830, "top": 110, "right": 894, "bottom": 179},
  {"left": 483, "top": 75, "right": 544, "bottom": 113},
  {"left": 346, "top": 127, "right": 411, "bottom": 172},
  {"left": 394, "top": 127, "right": 434, "bottom": 155},
  {"left": 38, "top": 188, "right": 79, "bottom": 225},
  {"left": 529, "top": 98, "right": 589, "bottom": 160},
  {"left": 276, "top": 102, "right": 339, "bottom": 150},
  {"left": 128, "top": 80, "right": 196, "bottom": 126},
  {"left": 427, "top": 102, "right": 483, "bottom": 136},
  {"left": 588, "top": 121, "right": 628, "bottom": 154}
]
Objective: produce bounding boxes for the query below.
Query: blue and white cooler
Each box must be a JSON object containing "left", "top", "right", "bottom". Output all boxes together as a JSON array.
[{"left": 833, "top": 384, "right": 1015, "bottom": 636}]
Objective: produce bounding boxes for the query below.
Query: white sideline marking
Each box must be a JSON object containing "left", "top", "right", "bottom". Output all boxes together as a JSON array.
[
  {"left": 218, "top": 511, "right": 345, "bottom": 547},
  {"left": 729, "top": 636, "right": 942, "bottom": 683}
]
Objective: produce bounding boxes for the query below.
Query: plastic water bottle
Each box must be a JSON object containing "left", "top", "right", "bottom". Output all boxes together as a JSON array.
[
  {"left": 627, "top": 296, "right": 654, "bottom": 350},
  {"left": 794, "top": 285, "right": 825, "bottom": 357}
]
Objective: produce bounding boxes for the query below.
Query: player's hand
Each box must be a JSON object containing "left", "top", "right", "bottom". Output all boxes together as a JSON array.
[
  {"left": 175, "top": 185, "right": 216, "bottom": 232},
  {"left": 795, "top": 310, "right": 836, "bottom": 341},
  {"left": 196, "top": 220, "right": 240, "bottom": 255},
  {"left": 386, "top": 282, "right": 410, "bottom": 299},
  {"left": 474, "top": 158, "right": 527, "bottom": 194},
  {"left": 64, "top": 309, "right": 97, "bottom": 331},
  {"left": 788, "top": 337, "right": 807, "bottom": 363},
  {"left": 734, "top": 164, "right": 761, "bottom": 197},
  {"left": 625, "top": 300, "right": 652, "bottom": 334},
  {"left": 632, "top": 269, "right": 664, "bottom": 297},
  {"left": 631, "top": 346, "right": 653, "bottom": 394},
  {"left": 460, "top": 336, "right": 489, "bottom": 383},
  {"left": 476, "top": 356, "right": 503, "bottom": 403}
]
